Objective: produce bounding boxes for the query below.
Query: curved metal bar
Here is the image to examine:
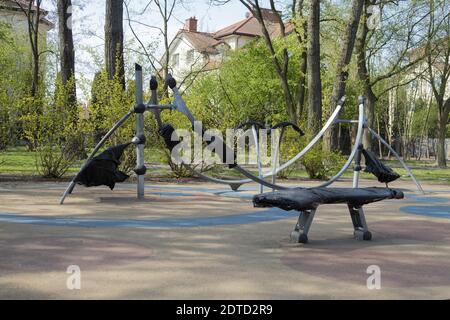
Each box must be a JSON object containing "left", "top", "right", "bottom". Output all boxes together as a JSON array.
[
  {"left": 233, "top": 166, "right": 293, "bottom": 190},
  {"left": 168, "top": 84, "right": 345, "bottom": 188},
  {"left": 368, "top": 127, "right": 425, "bottom": 194},
  {"left": 221, "top": 102, "right": 344, "bottom": 183},
  {"left": 236, "top": 121, "right": 266, "bottom": 131},
  {"left": 274, "top": 104, "right": 343, "bottom": 173},
  {"left": 59, "top": 110, "right": 134, "bottom": 205},
  {"left": 166, "top": 77, "right": 358, "bottom": 191},
  {"left": 225, "top": 102, "right": 365, "bottom": 191},
  {"left": 171, "top": 86, "right": 196, "bottom": 126},
  {"left": 252, "top": 125, "right": 264, "bottom": 194},
  {"left": 271, "top": 121, "right": 304, "bottom": 136},
  {"left": 313, "top": 102, "right": 365, "bottom": 189},
  {"left": 271, "top": 127, "right": 285, "bottom": 191},
  {"left": 183, "top": 165, "right": 243, "bottom": 191}
]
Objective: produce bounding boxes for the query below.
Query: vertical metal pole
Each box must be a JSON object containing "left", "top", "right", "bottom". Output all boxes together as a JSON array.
[
  {"left": 135, "top": 64, "right": 145, "bottom": 200},
  {"left": 353, "top": 144, "right": 363, "bottom": 189},
  {"left": 252, "top": 126, "right": 264, "bottom": 194},
  {"left": 271, "top": 128, "right": 285, "bottom": 192},
  {"left": 353, "top": 97, "right": 366, "bottom": 189}
]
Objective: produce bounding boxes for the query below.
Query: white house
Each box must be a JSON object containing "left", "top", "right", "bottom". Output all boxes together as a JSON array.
[
  {"left": 163, "top": 8, "right": 289, "bottom": 81},
  {"left": 402, "top": 39, "right": 450, "bottom": 159},
  {"left": 0, "top": 0, "right": 54, "bottom": 41}
]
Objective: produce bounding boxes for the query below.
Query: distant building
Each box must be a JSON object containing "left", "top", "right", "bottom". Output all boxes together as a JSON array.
[
  {"left": 402, "top": 38, "right": 450, "bottom": 159},
  {"left": 162, "top": 8, "right": 291, "bottom": 81},
  {"left": 0, "top": 0, "right": 54, "bottom": 42},
  {"left": 406, "top": 38, "right": 450, "bottom": 102}
]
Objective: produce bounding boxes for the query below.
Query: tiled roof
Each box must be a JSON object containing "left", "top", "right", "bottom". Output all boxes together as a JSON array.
[
  {"left": 0, "top": 0, "right": 54, "bottom": 27},
  {"left": 181, "top": 30, "right": 224, "bottom": 54},
  {"left": 178, "top": 12, "right": 292, "bottom": 55},
  {"left": 213, "top": 8, "right": 291, "bottom": 39}
]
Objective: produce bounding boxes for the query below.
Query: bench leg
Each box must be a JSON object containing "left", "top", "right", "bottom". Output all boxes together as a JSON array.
[
  {"left": 348, "top": 205, "right": 372, "bottom": 241},
  {"left": 291, "top": 209, "right": 316, "bottom": 244}
]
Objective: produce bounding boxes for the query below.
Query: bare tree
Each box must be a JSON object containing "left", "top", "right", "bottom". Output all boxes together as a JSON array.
[
  {"left": 356, "top": 1, "right": 431, "bottom": 151},
  {"left": 307, "top": 0, "right": 321, "bottom": 134},
  {"left": 155, "top": 0, "right": 177, "bottom": 87},
  {"left": 125, "top": 0, "right": 215, "bottom": 96},
  {"left": 292, "top": 0, "right": 308, "bottom": 120},
  {"left": 13, "top": 0, "right": 43, "bottom": 97},
  {"left": 105, "top": 0, "right": 125, "bottom": 88},
  {"left": 57, "top": 0, "right": 76, "bottom": 106},
  {"left": 324, "top": 0, "right": 364, "bottom": 152},
  {"left": 426, "top": 0, "right": 450, "bottom": 167}
]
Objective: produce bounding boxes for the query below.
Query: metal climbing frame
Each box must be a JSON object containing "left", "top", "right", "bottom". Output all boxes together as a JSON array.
[
  {"left": 169, "top": 82, "right": 424, "bottom": 194},
  {"left": 59, "top": 64, "right": 176, "bottom": 205},
  {"left": 60, "top": 67, "right": 425, "bottom": 205}
]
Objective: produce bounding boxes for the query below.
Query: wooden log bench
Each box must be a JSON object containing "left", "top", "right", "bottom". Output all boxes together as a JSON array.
[{"left": 253, "top": 187, "right": 404, "bottom": 243}]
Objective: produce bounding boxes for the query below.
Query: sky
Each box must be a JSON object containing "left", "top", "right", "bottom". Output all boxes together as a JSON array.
[{"left": 42, "top": 0, "right": 262, "bottom": 100}]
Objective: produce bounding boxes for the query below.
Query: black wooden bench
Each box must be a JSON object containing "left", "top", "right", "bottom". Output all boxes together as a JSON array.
[{"left": 253, "top": 187, "right": 404, "bottom": 243}]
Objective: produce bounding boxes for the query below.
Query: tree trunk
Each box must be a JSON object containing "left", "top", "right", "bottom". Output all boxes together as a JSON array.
[
  {"left": 57, "top": 0, "right": 76, "bottom": 106},
  {"left": 356, "top": 1, "right": 377, "bottom": 151},
  {"left": 437, "top": 100, "right": 449, "bottom": 167},
  {"left": 294, "top": 0, "right": 308, "bottom": 120},
  {"left": 297, "top": 52, "right": 307, "bottom": 120},
  {"left": 105, "top": 0, "right": 125, "bottom": 89},
  {"left": 324, "top": 0, "right": 364, "bottom": 151},
  {"left": 307, "top": 0, "right": 322, "bottom": 134},
  {"left": 363, "top": 89, "right": 377, "bottom": 149},
  {"left": 31, "top": 48, "right": 39, "bottom": 97},
  {"left": 30, "top": 1, "right": 41, "bottom": 97}
]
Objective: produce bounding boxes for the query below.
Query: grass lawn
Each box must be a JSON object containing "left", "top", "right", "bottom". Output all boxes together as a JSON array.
[
  {"left": 0, "top": 147, "right": 42, "bottom": 175},
  {"left": 0, "top": 146, "right": 172, "bottom": 178},
  {"left": 1, "top": 146, "right": 449, "bottom": 184}
]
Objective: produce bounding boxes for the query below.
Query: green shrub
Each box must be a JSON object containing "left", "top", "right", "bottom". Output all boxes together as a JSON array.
[
  {"left": 0, "top": 101, "right": 9, "bottom": 151},
  {"left": 88, "top": 72, "right": 137, "bottom": 174},
  {"left": 0, "top": 23, "right": 32, "bottom": 150},
  {"left": 21, "top": 107, "right": 80, "bottom": 178},
  {"left": 301, "top": 144, "right": 345, "bottom": 180},
  {"left": 276, "top": 128, "right": 305, "bottom": 179},
  {"left": 20, "top": 78, "right": 84, "bottom": 178}
]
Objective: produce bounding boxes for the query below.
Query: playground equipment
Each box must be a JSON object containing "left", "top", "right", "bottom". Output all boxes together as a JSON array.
[
  {"left": 252, "top": 97, "right": 408, "bottom": 243},
  {"left": 60, "top": 64, "right": 424, "bottom": 207},
  {"left": 254, "top": 187, "right": 404, "bottom": 243}
]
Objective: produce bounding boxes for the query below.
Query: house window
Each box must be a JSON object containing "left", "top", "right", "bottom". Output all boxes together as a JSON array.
[
  {"left": 186, "top": 50, "right": 195, "bottom": 64},
  {"left": 172, "top": 53, "right": 179, "bottom": 68}
]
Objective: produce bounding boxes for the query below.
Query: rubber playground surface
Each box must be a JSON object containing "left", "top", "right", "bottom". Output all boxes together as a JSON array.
[{"left": 0, "top": 179, "right": 449, "bottom": 299}]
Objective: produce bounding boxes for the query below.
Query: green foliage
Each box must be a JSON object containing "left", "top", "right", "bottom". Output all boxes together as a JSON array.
[
  {"left": 276, "top": 129, "right": 306, "bottom": 179},
  {"left": 184, "top": 38, "right": 308, "bottom": 175},
  {"left": 0, "top": 23, "right": 32, "bottom": 149},
  {"left": 185, "top": 38, "right": 304, "bottom": 129},
  {"left": 410, "top": 99, "right": 441, "bottom": 138},
  {"left": 88, "top": 71, "right": 137, "bottom": 173},
  {"left": 20, "top": 77, "right": 83, "bottom": 178},
  {"left": 0, "top": 96, "right": 9, "bottom": 150},
  {"left": 300, "top": 143, "right": 345, "bottom": 180}
]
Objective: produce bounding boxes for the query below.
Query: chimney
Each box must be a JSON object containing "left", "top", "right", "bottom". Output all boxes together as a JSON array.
[{"left": 185, "top": 17, "right": 198, "bottom": 32}]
